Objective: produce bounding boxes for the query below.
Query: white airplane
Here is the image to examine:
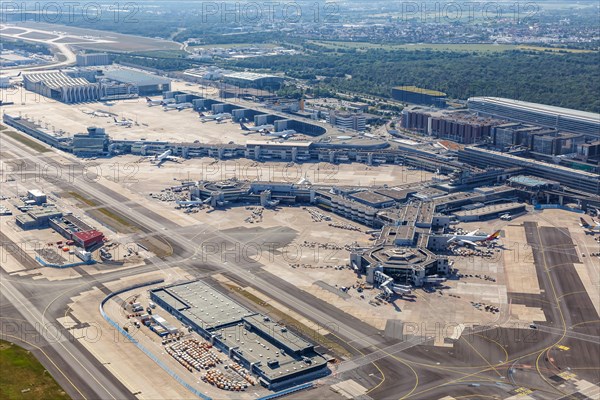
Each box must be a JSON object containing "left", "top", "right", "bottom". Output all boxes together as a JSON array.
[
  {"left": 163, "top": 102, "right": 194, "bottom": 112},
  {"left": 82, "top": 109, "right": 110, "bottom": 117},
  {"left": 239, "top": 122, "right": 274, "bottom": 132},
  {"left": 200, "top": 113, "right": 231, "bottom": 122},
  {"left": 447, "top": 230, "right": 501, "bottom": 247},
  {"left": 261, "top": 129, "right": 296, "bottom": 139},
  {"left": 500, "top": 213, "right": 512, "bottom": 221},
  {"left": 150, "top": 150, "right": 180, "bottom": 167},
  {"left": 580, "top": 218, "right": 600, "bottom": 233},
  {"left": 146, "top": 97, "right": 163, "bottom": 106},
  {"left": 113, "top": 117, "right": 132, "bottom": 127}
]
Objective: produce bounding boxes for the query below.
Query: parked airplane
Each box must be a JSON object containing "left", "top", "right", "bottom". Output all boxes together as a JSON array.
[
  {"left": 200, "top": 113, "right": 232, "bottom": 122},
  {"left": 261, "top": 129, "right": 296, "bottom": 139},
  {"left": 447, "top": 230, "right": 501, "bottom": 247},
  {"left": 580, "top": 217, "right": 600, "bottom": 233},
  {"left": 239, "top": 122, "right": 274, "bottom": 132},
  {"left": 150, "top": 149, "right": 180, "bottom": 167},
  {"left": 163, "top": 102, "right": 194, "bottom": 111},
  {"left": 146, "top": 97, "right": 163, "bottom": 106},
  {"left": 500, "top": 213, "right": 512, "bottom": 221},
  {"left": 113, "top": 117, "right": 132, "bottom": 127}
]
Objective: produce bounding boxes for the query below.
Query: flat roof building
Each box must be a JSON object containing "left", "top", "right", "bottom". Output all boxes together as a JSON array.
[
  {"left": 392, "top": 86, "right": 447, "bottom": 108},
  {"left": 328, "top": 112, "right": 366, "bottom": 132},
  {"left": 468, "top": 97, "right": 600, "bottom": 139},
  {"left": 76, "top": 53, "right": 110, "bottom": 67},
  {"left": 222, "top": 72, "right": 284, "bottom": 91},
  {"left": 101, "top": 68, "right": 171, "bottom": 96},
  {"left": 150, "top": 281, "right": 329, "bottom": 389}
]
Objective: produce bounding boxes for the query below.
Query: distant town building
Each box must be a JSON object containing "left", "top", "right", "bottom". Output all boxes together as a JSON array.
[{"left": 76, "top": 52, "right": 110, "bottom": 67}]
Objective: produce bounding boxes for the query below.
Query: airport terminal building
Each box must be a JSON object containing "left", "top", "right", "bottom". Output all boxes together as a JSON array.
[{"left": 468, "top": 97, "right": 600, "bottom": 139}]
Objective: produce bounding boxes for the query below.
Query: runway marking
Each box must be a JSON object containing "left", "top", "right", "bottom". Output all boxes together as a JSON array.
[
  {"left": 459, "top": 335, "right": 503, "bottom": 378},
  {"left": 514, "top": 386, "right": 534, "bottom": 396},
  {"left": 557, "top": 290, "right": 588, "bottom": 300},
  {"left": 571, "top": 319, "right": 600, "bottom": 328},
  {"left": 556, "top": 371, "right": 576, "bottom": 380},
  {"left": 474, "top": 333, "right": 509, "bottom": 363},
  {"left": 532, "top": 224, "right": 570, "bottom": 397}
]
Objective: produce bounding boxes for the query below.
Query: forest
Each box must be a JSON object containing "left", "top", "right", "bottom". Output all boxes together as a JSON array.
[{"left": 227, "top": 49, "right": 600, "bottom": 113}]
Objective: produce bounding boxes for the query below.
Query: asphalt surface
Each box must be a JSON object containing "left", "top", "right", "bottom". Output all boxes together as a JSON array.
[{"left": 1, "top": 134, "right": 599, "bottom": 400}]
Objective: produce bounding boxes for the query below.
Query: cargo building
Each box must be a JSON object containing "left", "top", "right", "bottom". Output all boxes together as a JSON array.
[{"left": 150, "top": 280, "right": 330, "bottom": 389}]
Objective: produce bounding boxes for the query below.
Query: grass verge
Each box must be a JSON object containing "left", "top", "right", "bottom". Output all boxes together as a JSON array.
[
  {"left": 66, "top": 191, "right": 173, "bottom": 258},
  {"left": 0, "top": 340, "right": 71, "bottom": 400},
  {"left": 0, "top": 127, "right": 50, "bottom": 153},
  {"left": 67, "top": 191, "right": 136, "bottom": 230}
]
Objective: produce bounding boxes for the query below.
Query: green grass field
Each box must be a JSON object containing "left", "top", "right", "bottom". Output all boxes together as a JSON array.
[
  {"left": 0, "top": 127, "right": 51, "bottom": 153},
  {"left": 0, "top": 340, "right": 70, "bottom": 400}
]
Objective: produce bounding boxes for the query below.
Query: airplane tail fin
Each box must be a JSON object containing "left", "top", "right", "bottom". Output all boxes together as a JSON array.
[
  {"left": 240, "top": 122, "right": 249, "bottom": 131},
  {"left": 145, "top": 97, "right": 151, "bottom": 102},
  {"left": 580, "top": 217, "right": 591, "bottom": 227},
  {"left": 486, "top": 230, "right": 501, "bottom": 241}
]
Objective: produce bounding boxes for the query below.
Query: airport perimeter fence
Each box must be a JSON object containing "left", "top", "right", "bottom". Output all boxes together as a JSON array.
[
  {"left": 99, "top": 279, "right": 213, "bottom": 400},
  {"left": 35, "top": 256, "right": 95, "bottom": 268},
  {"left": 257, "top": 383, "right": 314, "bottom": 400}
]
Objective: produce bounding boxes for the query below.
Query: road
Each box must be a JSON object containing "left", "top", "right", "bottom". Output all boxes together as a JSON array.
[{"left": 2, "top": 132, "right": 599, "bottom": 399}]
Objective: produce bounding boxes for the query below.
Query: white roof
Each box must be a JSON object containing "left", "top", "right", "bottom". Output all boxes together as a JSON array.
[{"left": 468, "top": 97, "right": 600, "bottom": 123}]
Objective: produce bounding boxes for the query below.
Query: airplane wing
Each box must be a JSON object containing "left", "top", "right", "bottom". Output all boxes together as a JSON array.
[
  {"left": 466, "top": 229, "right": 479, "bottom": 236},
  {"left": 461, "top": 240, "right": 478, "bottom": 247}
]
